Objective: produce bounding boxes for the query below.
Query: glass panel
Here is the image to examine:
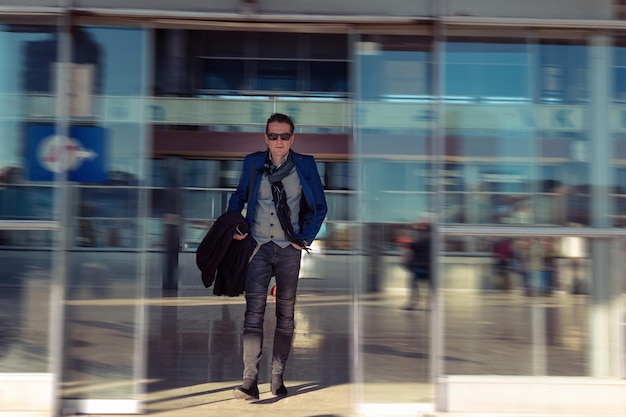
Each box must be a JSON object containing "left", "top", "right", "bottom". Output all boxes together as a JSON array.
[
  {"left": 61, "top": 26, "right": 148, "bottom": 404},
  {"left": 622, "top": 239, "right": 626, "bottom": 377},
  {"left": 310, "top": 34, "right": 348, "bottom": 59},
  {"left": 192, "top": 30, "right": 350, "bottom": 97},
  {"left": 0, "top": 185, "right": 54, "bottom": 219},
  {"left": 79, "top": 187, "right": 139, "bottom": 217},
  {"left": 182, "top": 189, "right": 230, "bottom": 219},
  {"left": 149, "top": 187, "right": 166, "bottom": 219},
  {"left": 612, "top": 36, "right": 626, "bottom": 227},
  {"left": 325, "top": 191, "right": 354, "bottom": 222},
  {"left": 324, "top": 161, "right": 353, "bottom": 190},
  {"left": 255, "top": 60, "right": 299, "bottom": 92},
  {"left": 320, "top": 221, "right": 351, "bottom": 250},
  {"left": 443, "top": 35, "right": 590, "bottom": 226},
  {"left": 75, "top": 185, "right": 142, "bottom": 248},
  {"left": 442, "top": 235, "right": 597, "bottom": 376},
  {"left": 203, "top": 30, "right": 247, "bottom": 57},
  {"left": 256, "top": 32, "right": 299, "bottom": 59},
  {"left": 0, "top": 240, "right": 52, "bottom": 372},
  {"left": 219, "top": 160, "right": 243, "bottom": 188},
  {"left": 539, "top": 40, "right": 588, "bottom": 104},
  {"left": 309, "top": 61, "right": 349, "bottom": 94},
  {"left": 182, "top": 159, "right": 220, "bottom": 188},
  {"left": 444, "top": 40, "right": 529, "bottom": 100},
  {"left": 355, "top": 33, "right": 435, "bottom": 406},
  {"left": 151, "top": 159, "right": 166, "bottom": 187},
  {"left": 202, "top": 58, "right": 245, "bottom": 91},
  {"left": 0, "top": 23, "right": 57, "bottom": 373}
]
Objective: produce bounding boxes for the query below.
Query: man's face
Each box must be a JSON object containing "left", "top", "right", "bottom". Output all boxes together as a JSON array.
[{"left": 265, "top": 121, "right": 294, "bottom": 163}]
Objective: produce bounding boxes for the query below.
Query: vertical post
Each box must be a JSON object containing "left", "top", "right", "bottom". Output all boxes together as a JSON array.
[
  {"left": 162, "top": 157, "right": 181, "bottom": 290},
  {"left": 350, "top": 30, "right": 364, "bottom": 409},
  {"left": 49, "top": 5, "right": 72, "bottom": 417},
  {"left": 134, "top": 27, "right": 152, "bottom": 411},
  {"left": 431, "top": 4, "right": 445, "bottom": 389},
  {"left": 588, "top": 33, "right": 615, "bottom": 377}
]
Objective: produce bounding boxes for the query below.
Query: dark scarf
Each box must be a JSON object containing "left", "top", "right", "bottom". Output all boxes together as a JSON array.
[{"left": 261, "top": 150, "right": 297, "bottom": 243}]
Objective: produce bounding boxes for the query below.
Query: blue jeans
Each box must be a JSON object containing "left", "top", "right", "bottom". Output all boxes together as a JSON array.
[{"left": 242, "top": 241, "right": 302, "bottom": 382}]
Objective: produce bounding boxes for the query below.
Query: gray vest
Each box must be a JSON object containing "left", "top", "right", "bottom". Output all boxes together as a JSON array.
[{"left": 251, "top": 166, "right": 301, "bottom": 248}]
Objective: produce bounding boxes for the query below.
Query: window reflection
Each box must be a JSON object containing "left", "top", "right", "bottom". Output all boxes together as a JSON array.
[
  {"left": 442, "top": 36, "right": 590, "bottom": 226},
  {"left": 539, "top": 40, "right": 588, "bottom": 104},
  {"left": 612, "top": 37, "right": 626, "bottom": 227},
  {"left": 443, "top": 235, "right": 591, "bottom": 376},
  {"left": 445, "top": 39, "right": 530, "bottom": 101},
  {"left": 156, "top": 29, "right": 349, "bottom": 97},
  {"left": 203, "top": 59, "right": 245, "bottom": 91}
]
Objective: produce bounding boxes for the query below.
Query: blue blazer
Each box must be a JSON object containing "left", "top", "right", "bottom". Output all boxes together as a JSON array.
[{"left": 227, "top": 150, "right": 328, "bottom": 246}]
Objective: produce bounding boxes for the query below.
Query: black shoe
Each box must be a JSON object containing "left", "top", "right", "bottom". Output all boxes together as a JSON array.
[
  {"left": 233, "top": 378, "right": 259, "bottom": 400},
  {"left": 270, "top": 374, "right": 288, "bottom": 397}
]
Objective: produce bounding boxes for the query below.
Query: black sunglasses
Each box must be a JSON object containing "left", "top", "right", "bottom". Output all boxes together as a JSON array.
[{"left": 267, "top": 132, "right": 293, "bottom": 141}]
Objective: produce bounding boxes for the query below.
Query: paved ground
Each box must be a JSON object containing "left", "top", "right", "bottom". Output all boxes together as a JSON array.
[
  {"left": 56, "top": 287, "right": 610, "bottom": 416},
  {"left": 1, "top": 251, "right": 624, "bottom": 416}
]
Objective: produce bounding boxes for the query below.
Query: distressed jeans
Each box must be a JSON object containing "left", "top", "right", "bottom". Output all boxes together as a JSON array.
[{"left": 242, "top": 241, "right": 302, "bottom": 382}]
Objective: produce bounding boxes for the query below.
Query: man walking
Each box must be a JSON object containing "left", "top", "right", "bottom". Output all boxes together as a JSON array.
[{"left": 228, "top": 113, "right": 327, "bottom": 399}]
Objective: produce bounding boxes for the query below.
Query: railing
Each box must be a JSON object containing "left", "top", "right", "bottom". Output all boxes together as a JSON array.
[{"left": 0, "top": 220, "right": 59, "bottom": 231}]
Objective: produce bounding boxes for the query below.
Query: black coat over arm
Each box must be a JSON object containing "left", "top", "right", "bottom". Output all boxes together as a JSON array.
[{"left": 195, "top": 211, "right": 254, "bottom": 296}]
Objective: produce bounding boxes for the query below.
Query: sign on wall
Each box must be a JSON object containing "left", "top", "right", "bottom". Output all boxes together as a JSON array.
[{"left": 26, "top": 125, "right": 107, "bottom": 182}]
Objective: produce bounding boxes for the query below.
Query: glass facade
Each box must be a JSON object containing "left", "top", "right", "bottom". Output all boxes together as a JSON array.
[
  {"left": 0, "top": 24, "right": 58, "bottom": 377},
  {"left": 354, "top": 33, "right": 436, "bottom": 405},
  {"left": 0, "top": 21, "right": 150, "bottom": 413},
  {"left": 0, "top": 8, "right": 625, "bottom": 416},
  {"left": 353, "top": 26, "right": 624, "bottom": 411},
  {"left": 441, "top": 235, "right": 594, "bottom": 377},
  {"left": 60, "top": 26, "right": 149, "bottom": 407}
]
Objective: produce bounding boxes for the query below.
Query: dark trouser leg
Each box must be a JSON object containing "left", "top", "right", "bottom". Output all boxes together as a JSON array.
[
  {"left": 241, "top": 243, "right": 273, "bottom": 382},
  {"left": 235, "top": 326, "right": 261, "bottom": 399},
  {"left": 271, "top": 297, "right": 296, "bottom": 375},
  {"left": 270, "top": 244, "right": 301, "bottom": 376},
  {"left": 242, "top": 306, "right": 265, "bottom": 381}
]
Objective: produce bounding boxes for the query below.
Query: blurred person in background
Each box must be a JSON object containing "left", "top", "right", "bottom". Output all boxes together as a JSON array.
[
  {"left": 527, "top": 238, "right": 546, "bottom": 296},
  {"left": 228, "top": 113, "right": 327, "bottom": 400},
  {"left": 492, "top": 237, "right": 514, "bottom": 290},
  {"left": 542, "top": 237, "right": 558, "bottom": 296},
  {"left": 163, "top": 213, "right": 180, "bottom": 290},
  {"left": 402, "top": 222, "right": 432, "bottom": 311},
  {"left": 512, "top": 238, "right": 531, "bottom": 295}
]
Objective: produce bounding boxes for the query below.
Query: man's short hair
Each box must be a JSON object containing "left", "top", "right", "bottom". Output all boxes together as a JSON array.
[{"left": 266, "top": 113, "right": 294, "bottom": 133}]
